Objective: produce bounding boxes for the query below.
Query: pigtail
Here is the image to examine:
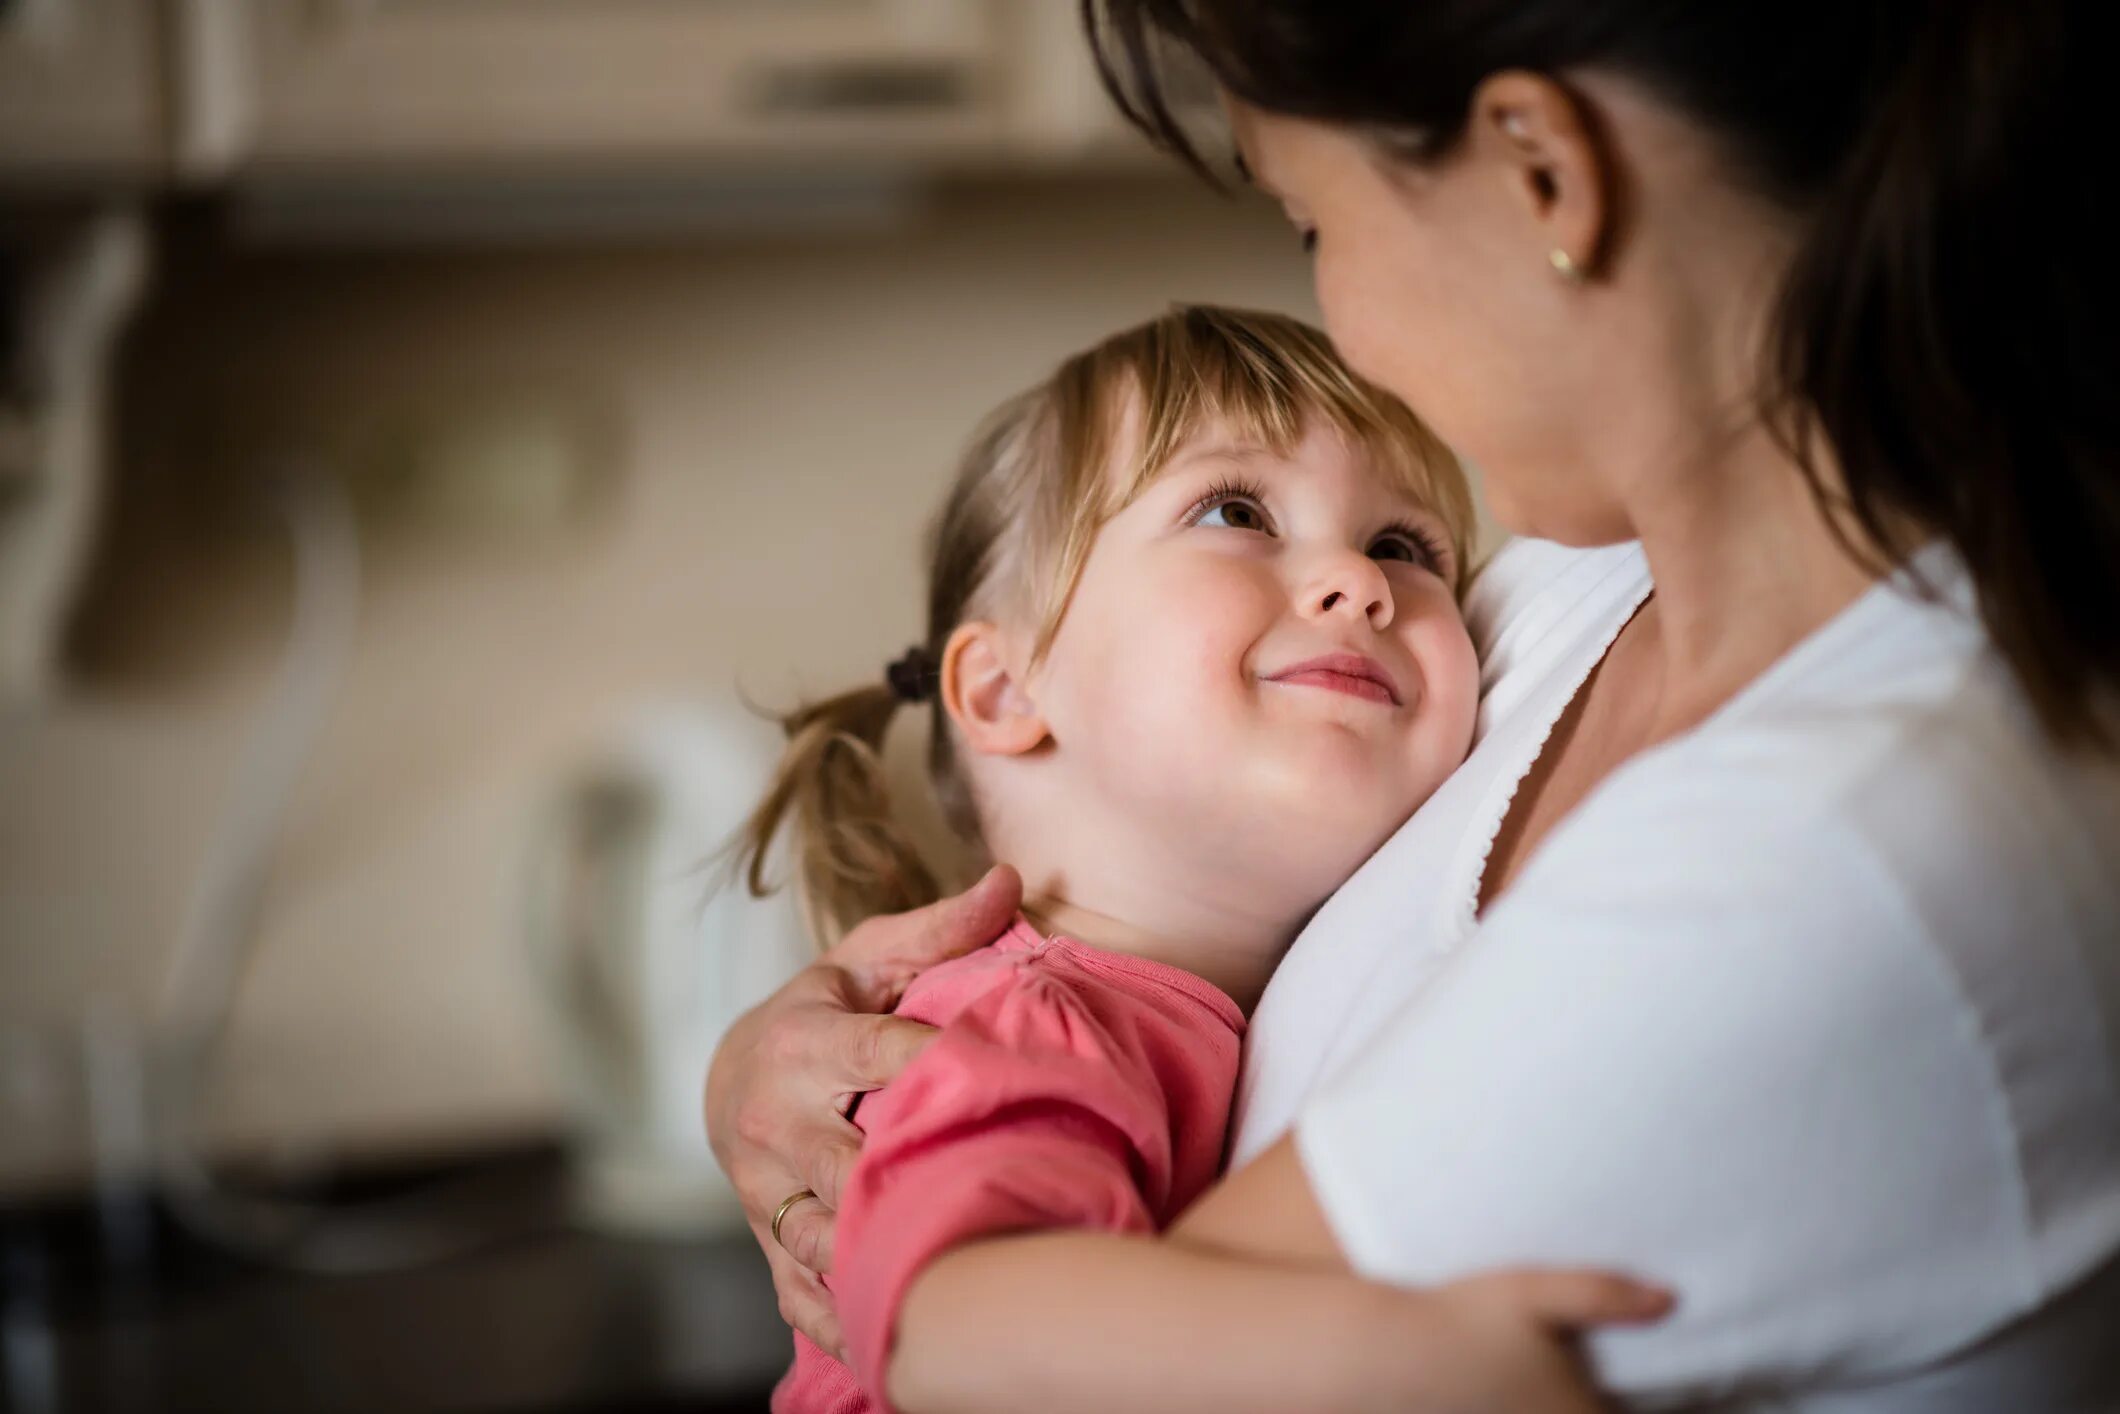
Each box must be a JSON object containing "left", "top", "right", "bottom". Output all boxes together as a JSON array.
[{"left": 735, "top": 682, "right": 942, "bottom": 950}]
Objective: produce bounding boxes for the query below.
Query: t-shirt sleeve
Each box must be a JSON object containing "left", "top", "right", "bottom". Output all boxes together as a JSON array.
[
  {"left": 1293, "top": 765, "right": 2036, "bottom": 1404},
  {"left": 834, "top": 969, "right": 1177, "bottom": 1407}
]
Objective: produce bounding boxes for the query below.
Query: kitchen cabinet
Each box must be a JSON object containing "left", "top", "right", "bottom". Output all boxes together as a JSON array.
[
  {"left": 220, "top": 0, "right": 1004, "bottom": 173},
  {"left": 2, "top": 2, "right": 1207, "bottom": 188},
  {"left": 0, "top": 0, "right": 168, "bottom": 181}
]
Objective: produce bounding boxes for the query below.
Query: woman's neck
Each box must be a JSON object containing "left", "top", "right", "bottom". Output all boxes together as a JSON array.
[
  {"left": 1605, "top": 193, "right": 1888, "bottom": 741},
  {"left": 1625, "top": 418, "right": 1883, "bottom": 741}
]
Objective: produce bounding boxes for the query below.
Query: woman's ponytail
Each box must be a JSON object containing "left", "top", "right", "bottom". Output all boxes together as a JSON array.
[
  {"left": 735, "top": 681, "right": 942, "bottom": 950},
  {"left": 1771, "top": 0, "right": 2118, "bottom": 747}
]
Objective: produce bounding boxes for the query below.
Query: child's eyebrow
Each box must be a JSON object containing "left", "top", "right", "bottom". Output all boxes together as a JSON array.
[{"left": 1169, "top": 437, "right": 1273, "bottom": 470}]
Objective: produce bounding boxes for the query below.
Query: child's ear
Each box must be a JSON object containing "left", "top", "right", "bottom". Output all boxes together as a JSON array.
[{"left": 940, "top": 622, "right": 1050, "bottom": 757}]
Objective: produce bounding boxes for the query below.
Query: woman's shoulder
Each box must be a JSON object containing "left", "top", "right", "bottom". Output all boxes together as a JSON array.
[
  {"left": 1601, "top": 552, "right": 2119, "bottom": 931},
  {"left": 1544, "top": 667, "right": 2119, "bottom": 992},
  {"left": 1508, "top": 572, "right": 2120, "bottom": 1325},
  {"left": 1562, "top": 555, "right": 2120, "bottom": 987},
  {"left": 1299, "top": 553, "right": 2120, "bottom": 1396}
]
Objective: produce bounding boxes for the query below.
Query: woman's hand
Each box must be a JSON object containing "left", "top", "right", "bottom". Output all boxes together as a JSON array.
[
  {"left": 1394, "top": 1267, "right": 1672, "bottom": 1414},
  {"left": 703, "top": 864, "right": 1022, "bottom": 1353}
]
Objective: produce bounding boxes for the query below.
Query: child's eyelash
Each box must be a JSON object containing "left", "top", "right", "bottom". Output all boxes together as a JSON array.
[
  {"left": 1184, "top": 483, "right": 1448, "bottom": 572},
  {"left": 1182, "top": 476, "right": 1271, "bottom": 526},
  {"left": 1378, "top": 519, "right": 1451, "bottom": 570}
]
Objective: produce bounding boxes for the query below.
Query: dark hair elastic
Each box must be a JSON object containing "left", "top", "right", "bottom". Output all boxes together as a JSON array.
[{"left": 885, "top": 646, "right": 938, "bottom": 704}]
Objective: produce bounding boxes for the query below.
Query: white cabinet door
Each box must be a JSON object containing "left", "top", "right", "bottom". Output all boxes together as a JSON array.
[
  {"left": 225, "top": 0, "right": 1001, "bottom": 171},
  {"left": 0, "top": 0, "right": 166, "bottom": 179}
]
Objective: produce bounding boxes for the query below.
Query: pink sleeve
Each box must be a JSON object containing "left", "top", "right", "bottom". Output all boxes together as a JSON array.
[
  {"left": 834, "top": 969, "right": 1178, "bottom": 1408},
  {"left": 773, "top": 1333, "right": 870, "bottom": 1414}
]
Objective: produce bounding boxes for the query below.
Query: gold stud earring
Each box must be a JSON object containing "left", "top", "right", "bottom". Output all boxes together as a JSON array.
[{"left": 1549, "top": 248, "right": 1586, "bottom": 284}]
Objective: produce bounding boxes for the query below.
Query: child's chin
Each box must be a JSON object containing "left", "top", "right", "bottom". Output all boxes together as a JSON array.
[
  {"left": 1261, "top": 727, "right": 1417, "bottom": 795},
  {"left": 1247, "top": 763, "right": 1414, "bottom": 860}
]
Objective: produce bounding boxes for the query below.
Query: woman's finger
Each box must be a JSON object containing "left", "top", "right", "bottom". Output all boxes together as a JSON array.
[
  {"left": 729, "top": 1104, "right": 858, "bottom": 1222},
  {"left": 773, "top": 1191, "right": 838, "bottom": 1274},
  {"left": 790, "top": 1120, "right": 863, "bottom": 1219},
  {"left": 764, "top": 1232, "right": 847, "bottom": 1359},
  {"left": 833, "top": 865, "right": 1022, "bottom": 1007},
  {"left": 832, "top": 1013, "right": 946, "bottom": 1095}
]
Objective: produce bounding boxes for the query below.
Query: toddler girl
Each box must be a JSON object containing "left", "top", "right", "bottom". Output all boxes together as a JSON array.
[{"left": 737, "top": 306, "right": 1650, "bottom": 1412}]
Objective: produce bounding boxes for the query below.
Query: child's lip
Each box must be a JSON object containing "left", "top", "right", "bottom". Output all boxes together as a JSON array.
[{"left": 1262, "top": 653, "right": 1402, "bottom": 706}]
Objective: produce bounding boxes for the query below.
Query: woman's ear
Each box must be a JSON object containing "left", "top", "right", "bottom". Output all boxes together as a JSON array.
[
  {"left": 1472, "top": 70, "right": 1610, "bottom": 279},
  {"left": 940, "top": 622, "right": 1050, "bottom": 757}
]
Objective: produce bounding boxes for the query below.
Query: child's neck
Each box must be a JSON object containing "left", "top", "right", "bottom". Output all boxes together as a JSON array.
[{"left": 1014, "top": 886, "right": 1299, "bottom": 1019}]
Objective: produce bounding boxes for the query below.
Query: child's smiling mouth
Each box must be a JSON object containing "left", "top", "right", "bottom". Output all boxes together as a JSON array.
[{"left": 1262, "top": 653, "right": 1402, "bottom": 706}]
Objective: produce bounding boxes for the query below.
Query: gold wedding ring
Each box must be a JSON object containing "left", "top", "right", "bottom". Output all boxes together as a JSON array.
[{"left": 771, "top": 1187, "right": 818, "bottom": 1251}]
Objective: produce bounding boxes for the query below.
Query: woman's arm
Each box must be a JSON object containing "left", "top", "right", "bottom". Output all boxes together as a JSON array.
[
  {"left": 809, "top": 934, "right": 1668, "bottom": 1414},
  {"left": 877, "top": 773, "right": 2038, "bottom": 1410},
  {"left": 889, "top": 1146, "right": 1667, "bottom": 1414},
  {"left": 710, "top": 752, "right": 2079, "bottom": 1407},
  {"left": 703, "top": 866, "right": 1661, "bottom": 1414},
  {"left": 1164, "top": 1136, "right": 1345, "bottom": 1259},
  {"left": 1276, "top": 769, "right": 2065, "bottom": 1402}
]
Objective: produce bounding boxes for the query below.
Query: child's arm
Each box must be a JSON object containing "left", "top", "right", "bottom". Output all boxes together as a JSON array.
[{"left": 889, "top": 1227, "right": 1667, "bottom": 1414}]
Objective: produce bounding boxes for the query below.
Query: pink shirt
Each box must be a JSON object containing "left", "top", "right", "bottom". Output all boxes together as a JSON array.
[{"left": 772, "top": 916, "right": 1247, "bottom": 1414}]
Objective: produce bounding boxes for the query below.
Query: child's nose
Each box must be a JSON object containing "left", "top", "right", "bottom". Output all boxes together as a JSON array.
[{"left": 1306, "top": 552, "right": 1396, "bottom": 631}]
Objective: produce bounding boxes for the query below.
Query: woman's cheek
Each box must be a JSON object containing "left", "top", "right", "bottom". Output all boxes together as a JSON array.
[
  {"left": 1311, "top": 253, "right": 1390, "bottom": 387},
  {"left": 1314, "top": 238, "right": 1488, "bottom": 467},
  {"left": 1312, "top": 226, "right": 1434, "bottom": 390}
]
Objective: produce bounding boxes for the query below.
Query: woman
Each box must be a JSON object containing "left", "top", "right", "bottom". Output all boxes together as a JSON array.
[{"left": 708, "top": 2, "right": 2120, "bottom": 1408}]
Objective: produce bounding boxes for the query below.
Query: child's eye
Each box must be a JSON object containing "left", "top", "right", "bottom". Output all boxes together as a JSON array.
[
  {"left": 1198, "top": 498, "right": 1271, "bottom": 532},
  {"left": 1369, "top": 524, "right": 1448, "bottom": 573},
  {"left": 1185, "top": 481, "right": 1276, "bottom": 535}
]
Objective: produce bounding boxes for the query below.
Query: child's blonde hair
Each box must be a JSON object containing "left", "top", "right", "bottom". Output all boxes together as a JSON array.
[{"left": 737, "top": 305, "right": 1473, "bottom": 947}]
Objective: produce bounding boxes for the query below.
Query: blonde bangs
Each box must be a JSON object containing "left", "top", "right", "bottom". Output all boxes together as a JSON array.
[{"left": 1025, "top": 306, "right": 1474, "bottom": 657}]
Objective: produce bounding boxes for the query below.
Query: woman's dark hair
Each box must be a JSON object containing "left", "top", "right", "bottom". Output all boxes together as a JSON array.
[{"left": 1085, "top": 1, "right": 2117, "bottom": 749}]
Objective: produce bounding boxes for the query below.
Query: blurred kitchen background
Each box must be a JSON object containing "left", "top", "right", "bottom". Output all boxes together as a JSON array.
[{"left": 0, "top": 3, "right": 1415, "bottom": 1410}]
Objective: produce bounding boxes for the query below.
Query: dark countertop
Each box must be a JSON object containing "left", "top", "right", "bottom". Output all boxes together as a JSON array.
[{"left": 1, "top": 1143, "right": 788, "bottom": 1414}]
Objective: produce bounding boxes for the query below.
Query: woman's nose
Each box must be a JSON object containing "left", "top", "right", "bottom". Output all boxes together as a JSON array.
[{"left": 1302, "top": 550, "right": 1395, "bottom": 631}]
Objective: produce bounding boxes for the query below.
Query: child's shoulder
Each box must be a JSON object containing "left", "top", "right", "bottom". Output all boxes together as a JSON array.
[
  {"left": 891, "top": 915, "right": 1088, "bottom": 1030},
  {"left": 893, "top": 914, "right": 1245, "bottom": 1043}
]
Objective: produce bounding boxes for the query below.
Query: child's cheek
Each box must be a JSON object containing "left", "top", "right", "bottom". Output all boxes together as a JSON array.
[{"left": 1409, "top": 611, "right": 1481, "bottom": 767}]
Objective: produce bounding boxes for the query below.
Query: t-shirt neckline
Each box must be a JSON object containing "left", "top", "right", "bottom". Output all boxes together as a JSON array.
[
  {"left": 1457, "top": 549, "right": 1655, "bottom": 934},
  {"left": 1458, "top": 539, "right": 1969, "bottom": 934}
]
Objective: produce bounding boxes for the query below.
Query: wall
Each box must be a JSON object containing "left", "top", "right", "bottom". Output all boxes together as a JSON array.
[{"left": 0, "top": 174, "right": 1350, "bottom": 1187}]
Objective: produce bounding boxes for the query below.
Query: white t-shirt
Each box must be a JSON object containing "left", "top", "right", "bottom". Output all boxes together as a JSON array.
[{"left": 1234, "top": 538, "right": 2120, "bottom": 1410}]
